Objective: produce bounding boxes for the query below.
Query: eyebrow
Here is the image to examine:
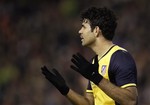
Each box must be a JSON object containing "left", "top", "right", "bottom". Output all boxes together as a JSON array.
[
  {"left": 83, "top": 18, "right": 90, "bottom": 23},
  {"left": 82, "top": 19, "right": 88, "bottom": 23}
]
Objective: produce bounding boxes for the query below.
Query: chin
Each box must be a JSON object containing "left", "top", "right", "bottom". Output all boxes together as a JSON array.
[
  {"left": 81, "top": 40, "right": 91, "bottom": 47},
  {"left": 81, "top": 42, "right": 85, "bottom": 46},
  {"left": 82, "top": 43, "right": 88, "bottom": 47},
  {"left": 81, "top": 43, "right": 85, "bottom": 46}
]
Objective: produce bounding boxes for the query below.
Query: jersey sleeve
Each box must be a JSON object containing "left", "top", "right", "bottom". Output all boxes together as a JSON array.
[{"left": 109, "top": 50, "right": 137, "bottom": 88}]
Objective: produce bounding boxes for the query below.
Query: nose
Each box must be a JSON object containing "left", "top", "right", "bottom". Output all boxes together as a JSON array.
[{"left": 78, "top": 28, "right": 82, "bottom": 34}]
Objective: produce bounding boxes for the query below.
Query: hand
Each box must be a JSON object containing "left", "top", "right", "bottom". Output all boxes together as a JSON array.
[
  {"left": 71, "top": 53, "right": 103, "bottom": 85},
  {"left": 41, "top": 66, "right": 69, "bottom": 95}
]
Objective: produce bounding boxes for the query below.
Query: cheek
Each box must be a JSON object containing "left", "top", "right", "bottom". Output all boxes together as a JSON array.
[
  {"left": 87, "top": 32, "right": 95, "bottom": 39},
  {"left": 86, "top": 33, "right": 95, "bottom": 43}
]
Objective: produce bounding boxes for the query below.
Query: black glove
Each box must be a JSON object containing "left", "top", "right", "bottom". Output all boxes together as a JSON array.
[
  {"left": 71, "top": 53, "right": 103, "bottom": 85},
  {"left": 41, "top": 66, "right": 69, "bottom": 95}
]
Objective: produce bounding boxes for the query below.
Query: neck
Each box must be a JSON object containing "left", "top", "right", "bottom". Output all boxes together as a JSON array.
[{"left": 90, "top": 39, "right": 114, "bottom": 58}]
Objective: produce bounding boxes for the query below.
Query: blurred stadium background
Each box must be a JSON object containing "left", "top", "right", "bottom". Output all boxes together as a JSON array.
[{"left": 0, "top": 0, "right": 149, "bottom": 105}]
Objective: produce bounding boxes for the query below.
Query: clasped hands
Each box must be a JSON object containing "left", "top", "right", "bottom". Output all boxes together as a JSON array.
[{"left": 41, "top": 53, "right": 103, "bottom": 95}]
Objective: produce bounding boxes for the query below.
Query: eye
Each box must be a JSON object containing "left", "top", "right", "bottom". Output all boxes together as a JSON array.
[{"left": 82, "top": 25, "right": 86, "bottom": 29}]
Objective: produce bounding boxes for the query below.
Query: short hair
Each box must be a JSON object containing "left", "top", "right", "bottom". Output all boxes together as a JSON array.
[{"left": 80, "top": 7, "right": 117, "bottom": 40}]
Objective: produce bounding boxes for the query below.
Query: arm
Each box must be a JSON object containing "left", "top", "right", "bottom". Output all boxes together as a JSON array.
[
  {"left": 41, "top": 66, "right": 94, "bottom": 105},
  {"left": 66, "top": 89, "right": 94, "bottom": 105},
  {"left": 98, "top": 78, "right": 138, "bottom": 105},
  {"left": 66, "top": 81, "right": 94, "bottom": 105}
]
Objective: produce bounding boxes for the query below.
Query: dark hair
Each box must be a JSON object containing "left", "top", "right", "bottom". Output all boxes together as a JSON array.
[{"left": 80, "top": 7, "right": 117, "bottom": 40}]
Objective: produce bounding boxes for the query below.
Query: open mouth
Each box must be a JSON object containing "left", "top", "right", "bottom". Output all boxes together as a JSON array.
[{"left": 81, "top": 38, "right": 84, "bottom": 41}]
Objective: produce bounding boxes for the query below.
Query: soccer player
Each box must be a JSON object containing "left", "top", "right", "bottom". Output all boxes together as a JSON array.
[{"left": 41, "top": 7, "right": 138, "bottom": 105}]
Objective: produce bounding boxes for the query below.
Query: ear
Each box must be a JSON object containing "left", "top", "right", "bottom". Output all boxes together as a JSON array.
[{"left": 93, "top": 26, "right": 102, "bottom": 37}]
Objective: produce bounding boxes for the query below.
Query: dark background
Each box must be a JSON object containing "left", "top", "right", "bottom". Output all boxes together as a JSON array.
[{"left": 0, "top": 0, "right": 149, "bottom": 105}]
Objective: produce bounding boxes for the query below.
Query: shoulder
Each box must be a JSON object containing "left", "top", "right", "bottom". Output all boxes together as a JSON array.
[
  {"left": 109, "top": 49, "right": 137, "bottom": 73},
  {"left": 111, "top": 50, "right": 136, "bottom": 65}
]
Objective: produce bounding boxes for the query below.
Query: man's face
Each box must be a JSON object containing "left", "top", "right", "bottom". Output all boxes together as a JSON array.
[{"left": 78, "top": 19, "right": 96, "bottom": 47}]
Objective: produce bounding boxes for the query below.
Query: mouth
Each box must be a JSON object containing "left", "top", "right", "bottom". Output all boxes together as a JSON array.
[
  {"left": 80, "top": 35, "right": 83, "bottom": 39},
  {"left": 80, "top": 35, "right": 84, "bottom": 41}
]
